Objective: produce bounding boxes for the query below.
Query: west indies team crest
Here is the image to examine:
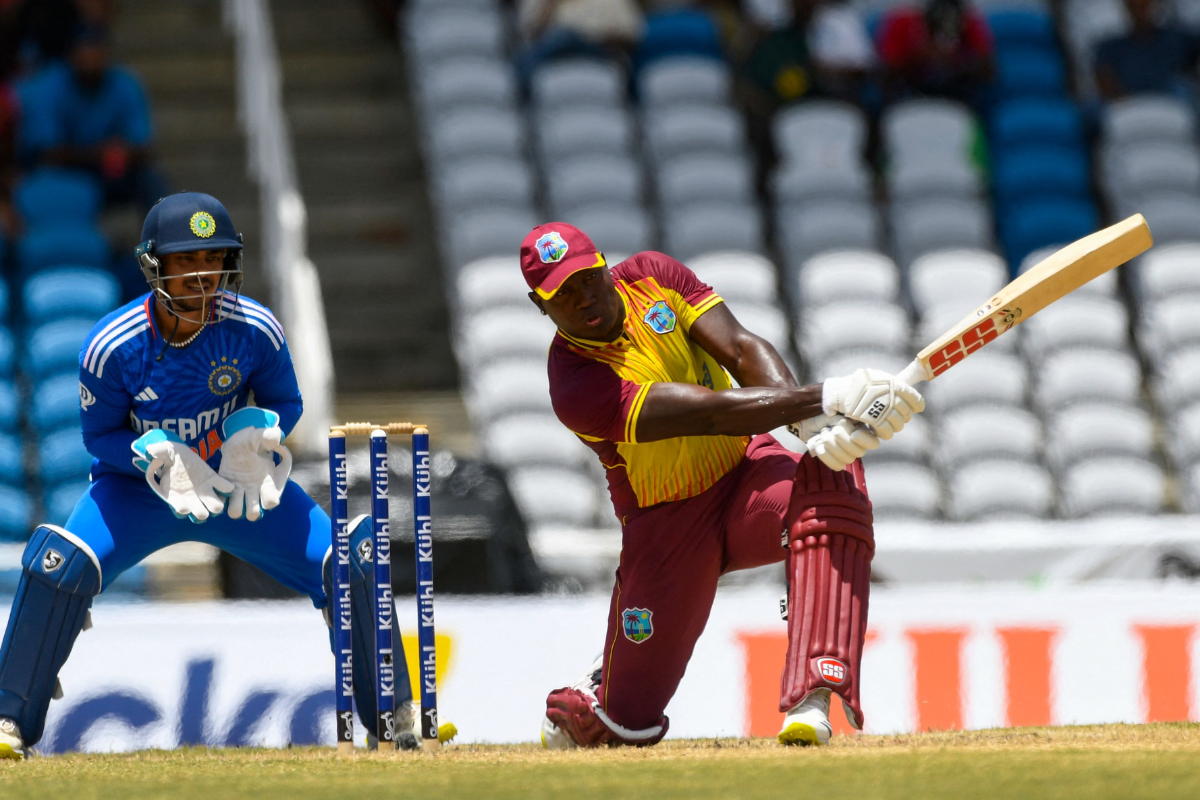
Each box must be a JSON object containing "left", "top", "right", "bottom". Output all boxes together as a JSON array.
[
  {"left": 622, "top": 607, "right": 653, "bottom": 643},
  {"left": 642, "top": 301, "right": 676, "bottom": 334},
  {"left": 208, "top": 357, "right": 242, "bottom": 396},
  {"left": 535, "top": 231, "right": 569, "bottom": 263}
]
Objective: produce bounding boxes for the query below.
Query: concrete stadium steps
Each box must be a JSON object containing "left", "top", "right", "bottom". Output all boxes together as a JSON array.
[{"left": 271, "top": 0, "right": 453, "bottom": 393}]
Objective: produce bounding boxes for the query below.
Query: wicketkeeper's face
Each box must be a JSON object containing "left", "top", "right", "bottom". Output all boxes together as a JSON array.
[
  {"left": 160, "top": 249, "right": 226, "bottom": 314},
  {"left": 535, "top": 267, "right": 624, "bottom": 342}
]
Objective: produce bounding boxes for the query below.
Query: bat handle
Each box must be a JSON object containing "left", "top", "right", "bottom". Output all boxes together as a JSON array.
[{"left": 896, "top": 359, "right": 929, "bottom": 387}]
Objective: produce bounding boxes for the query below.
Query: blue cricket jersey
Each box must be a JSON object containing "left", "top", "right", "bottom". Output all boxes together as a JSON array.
[{"left": 77, "top": 291, "right": 303, "bottom": 478}]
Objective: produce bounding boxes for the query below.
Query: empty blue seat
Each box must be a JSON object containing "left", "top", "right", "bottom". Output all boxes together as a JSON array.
[
  {"left": 987, "top": 10, "right": 1057, "bottom": 49},
  {"left": 0, "top": 485, "right": 33, "bottom": 541},
  {"left": 14, "top": 169, "right": 103, "bottom": 227},
  {"left": 990, "top": 98, "right": 1084, "bottom": 150},
  {"left": 0, "top": 280, "right": 9, "bottom": 323},
  {"left": 16, "top": 226, "right": 109, "bottom": 274},
  {"left": 993, "top": 146, "right": 1091, "bottom": 210},
  {"left": 24, "top": 267, "right": 121, "bottom": 322},
  {"left": 1001, "top": 198, "right": 1099, "bottom": 270},
  {"left": 31, "top": 374, "right": 82, "bottom": 432},
  {"left": 0, "top": 380, "right": 19, "bottom": 431},
  {"left": 0, "top": 433, "right": 22, "bottom": 486},
  {"left": 46, "top": 480, "right": 89, "bottom": 526},
  {"left": 0, "top": 328, "right": 15, "bottom": 378},
  {"left": 39, "top": 429, "right": 93, "bottom": 486},
  {"left": 26, "top": 319, "right": 95, "bottom": 380},
  {"left": 636, "top": 10, "right": 722, "bottom": 68},
  {"left": 997, "top": 48, "right": 1066, "bottom": 97}
]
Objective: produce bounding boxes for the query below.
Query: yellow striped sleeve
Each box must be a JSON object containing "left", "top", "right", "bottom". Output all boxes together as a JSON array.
[
  {"left": 667, "top": 288, "right": 725, "bottom": 332},
  {"left": 624, "top": 382, "right": 653, "bottom": 444}
]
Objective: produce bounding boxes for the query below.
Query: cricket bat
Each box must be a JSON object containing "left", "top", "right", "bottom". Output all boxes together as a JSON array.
[{"left": 895, "top": 213, "right": 1154, "bottom": 387}]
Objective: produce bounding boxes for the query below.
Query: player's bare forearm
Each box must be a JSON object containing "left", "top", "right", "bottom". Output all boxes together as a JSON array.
[
  {"left": 688, "top": 304, "right": 798, "bottom": 389},
  {"left": 635, "top": 382, "right": 823, "bottom": 442}
]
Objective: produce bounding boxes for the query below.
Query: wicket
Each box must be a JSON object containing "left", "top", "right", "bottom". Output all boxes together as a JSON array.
[{"left": 329, "top": 422, "right": 438, "bottom": 754}]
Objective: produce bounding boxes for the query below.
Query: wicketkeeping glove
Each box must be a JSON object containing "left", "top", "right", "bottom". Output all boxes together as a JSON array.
[
  {"left": 217, "top": 407, "right": 292, "bottom": 521},
  {"left": 789, "top": 415, "right": 880, "bottom": 472},
  {"left": 822, "top": 368, "right": 925, "bottom": 440},
  {"left": 132, "top": 430, "right": 234, "bottom": 523}
]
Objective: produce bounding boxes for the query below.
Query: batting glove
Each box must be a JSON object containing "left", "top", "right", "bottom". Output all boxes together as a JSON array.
[
  {"left": 822, "top": 368, "right": 925, "bottom": 440},
  {"left": 799, "top": 418, "right": 880, "bottom": 472},
  {"left": 132, "top": 430, "right": 234, "bottom": 523},
  {"left": 217, "top": 408, "right": 292, "bottom": 522}
]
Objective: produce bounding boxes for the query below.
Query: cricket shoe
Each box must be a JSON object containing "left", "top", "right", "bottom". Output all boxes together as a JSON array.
[
  {"left": 0, "top": 718, "right": 25, "bottom": 760},
  {"left": 778, "top": 688, "right": 832, "bottom": 747},
  {"left": 541, "top": 654, "right": 603, "bottom": 750}
]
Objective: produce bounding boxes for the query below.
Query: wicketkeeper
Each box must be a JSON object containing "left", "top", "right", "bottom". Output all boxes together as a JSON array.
[
  {"left": 525, "top": 224, "right": 924, "bottom": 748},
  {"left": 0, "top": 193, "right": 429, "bottom": 758}
]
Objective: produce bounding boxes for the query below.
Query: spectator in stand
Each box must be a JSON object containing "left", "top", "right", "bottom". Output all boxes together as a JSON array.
[
  {"left": 0, "top": 0, "right": 113, "bottom": 78},
  {"left": 517, "top": 0, "right": 644, "bottom": 83},
  {"left": 1094, "top": 0, "right": 1200, "bottom": 101},
  {"left": 876, "top": 0, "right": 994, "bottom": 107},
  {"left": 18, "top": 23, "right": 165, "bottom": 213}
]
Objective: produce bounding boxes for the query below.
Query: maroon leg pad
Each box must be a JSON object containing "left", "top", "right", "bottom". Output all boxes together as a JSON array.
[
  {"left": 546, "top": 687, "right": 669, "bottom": 747},
  {"left": 780, "top": 456, "right": 873, "bottom": 729}
]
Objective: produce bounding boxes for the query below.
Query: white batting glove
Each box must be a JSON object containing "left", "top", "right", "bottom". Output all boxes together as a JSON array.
[
  {"left": 822, "top": 368, "right": 926, "bottom": 440},
  {"left": 799, "top": 418, "right": 880, "bottom": 471},
  {"left": 132, "top": 430, "right": 234, "bottom": 523},
  {"left": 217, "top": 408, "right": 293, "bottom": 522}
]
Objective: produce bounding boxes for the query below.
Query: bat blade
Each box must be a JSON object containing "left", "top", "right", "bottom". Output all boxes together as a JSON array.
[{"left": 897, "top": 214, "right": 1153, "bottom": 387}]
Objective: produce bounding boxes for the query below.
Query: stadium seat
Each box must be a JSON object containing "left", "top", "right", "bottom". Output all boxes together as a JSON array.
[
  {"left": 657, "top": 153, "right": 755, "bottom": 208},
  {"left": 38, "top": 429, "right": 93, "bottom": 486},
  {"left": 995, "top": 47, "right": 1066, "bottom": 97},
  {"left": 0, "top": 329, "right": 14, "bottom": 378},
  {"left": 1184, "top": 464, "right": 1200, "bottom": 514},
  {"left": 720, "top": 301, "right": 790, "bottom": 353},
  {"left": 1034, "top": 348, "right": 1142, "bottom": 412},
  {"left": 987, "top": 8, "right": 1057, "bottom": 49},
  {"left": 1022, "top": 296, "right": 1130, "bottom": 359},
  {"left": 1046, "top": 402, "right": 1155, "bottom": 470},
  {"left": 16, "top": 226, "right": 109, "bottom": 274},
  {"left": 772, "top": 100, "right": 867, "bottom": 167},
  {"left": 993, "top": 146, "right": 1091, "bottom": 210},
  {"left": 14, "top": 169, "right": 102, "bottom": 227},
  {"left": 30, "top": 373, "right": 87, "bottom": 433},
  {"left": 663, "top": 203, "right": 763, "bottom": 260},
  {"left": 0, "top": 432, "right": 22, "bottom": 486},
  {"left": 1103, "top": 95, "right": 1195, "bottom": 146},
  {"left": 456, "top": 308, "right": 555, "bottom": 368},
  {"left": 689, "top": 252, "right": 779, "bottom": 304},
  {"left": 795, "top": 250, "right": 900, "bottom": 307},
  {"left": 890, "top": 158, "right": 982, "bottom": 202},
  {"left": 1059, "top": 458, "right": 1165, "bottom": 517},
  {"left": 1153, "top": 346, "right": 1200, "bottom": 411},
  {"left": 1135, "top": 195, "right": 1200, "bottom": 245},
  {"left": 434, "top": 157, "right": 535, "bottom": 215},
  {"left": 1103, "top": 144, "right": 1200, "bottom": 202},
  {"left": 0, "top": 485, "right": 33, "bottom": 541},
  {"left": 26, "top": 319, "right": 95, "bottom": 380},
  {"left": 635, "top": 9, "right": 723, "bottom": 66},
  {"left": 640, "top": 56, "right": 731, "bottom": 107},
  {"left": 1139, "top": 293, "right": 1200, "bottom": 356},
  {"left": 560, "top": 205, "right": 654, "bottom": 255},
  {"left": 445, "top": 207, "right": 538, "bottom": 270},
  {"left": 45, "top": 480, "right": 90, "bottom": 527},
  {"left": 798, "top": 300, "right": 909, "bottom": 363},
  {"left": 882, "top": 99, "right": 977, "bottom": 166},
  {"left": 467, "top": 359, "right": 553, "bottom": 422},
  {"left": 508, "top": 466, "right": 600, "bottom": 527},
  {"left": 920, "top": 351, "right": 1029, "bottom": 412},
  {"left": 23, "top": 267, "right": 120, "bottom": 322},
  {"left": 532, "top": 59, "right": 625, "bottom": 109},
  {"left": 546, "top": 155, "right": 643, "bottom": 217},
  {"left": 812, "top": 349, "right": 909, "bottom": 383},
  {"left": 772, "top": 159, "right": 871, "bottom": 205},
  {"left": 538, "top": 108, "right": 634, "bottom": 161},
  {"left": 908, "top": 249, "right": 1007, "bottom": 315},
  {"left": 860, "top": 461, "right": 941, "bottom": 519},
  {"left": 777, "top": 201, "right": 881, "bottom": 267},
  {"left": 1137, "top": 242, "right": 1200, "bottom": 301},
  {"left": 405, "top": 8, "right": 504, "bottom": 64},
  {"left": 418, "top": 58, "right": 516, "bottom": 112},
  {"left": 642, "top": 105, "right": 745, "bottom": 162},
  {"left": 937, "top": 406, "right": 1042, "bottom": 470},
  {"left": 892, "top": 200, "right": 993, "bottom": 266},
  {"left": 862, "top": 412, "right": 932, "bottom": 465},
  {"left": 482, "top": 414, "right": 591, "bottom": 470},
  {"left": 948, "top": 460, "right": 1054, "bottom": 520},
  {"left": 1019, "top": 245, "right": 1118, "bottom": 297},
  {"left": 1000, "top": 197, "right": 1098, "bottom": 269},
  {"left": 1170, "top": 402, "right": 1200, "bottom": 470},
  {"left": 455, "top": 257, "right": 528, "bottom": 313},
  {"left": 426, "top": 107, "right": 526, "bottom": 162},
  {"left": 990, "top": 98, "right": 1084, "bottom": 151},
  {"left": 0, "top": 380, "right": 17, "bottom": 432}
]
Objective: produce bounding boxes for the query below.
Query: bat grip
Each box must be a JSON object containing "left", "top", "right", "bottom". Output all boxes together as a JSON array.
[{"left": 896, "top": 359, "right": 929, "bottom": 387}]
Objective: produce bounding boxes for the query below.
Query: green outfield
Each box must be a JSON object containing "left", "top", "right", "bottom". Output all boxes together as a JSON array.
[{"left": 4, "top": 724, "right": 1199, "bottom": 800}]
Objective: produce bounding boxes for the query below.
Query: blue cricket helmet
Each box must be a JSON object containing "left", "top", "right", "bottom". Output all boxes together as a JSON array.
[{"left": 136, "top": 191, "right": 244, "bottom": 299}]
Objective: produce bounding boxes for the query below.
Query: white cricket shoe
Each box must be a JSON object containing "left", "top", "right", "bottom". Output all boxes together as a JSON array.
[
  {"left": 0, "top": 718, "right": 26, "bottom": 760},
  {"left": 778, "top": 688, "right": 832, "bottom": 747},
  {"left": 366, "top": 701, "right": 457, "bottom": 750}
]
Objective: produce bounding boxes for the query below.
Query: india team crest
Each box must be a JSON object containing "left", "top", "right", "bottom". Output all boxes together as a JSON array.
[
  {"left": 535, "top": 231, "right": 569, "bottom": 263},
  {"left": 208, "top": 358, "right": 242, "bottom": 396},
  {"left": 622, "top": 608, "right": 654, "bottom": 643},
  {"left": 642, "top": 301, "right": 676, "bottom": 335},
  {"left": 190, "top": 211, "right": 217, "bottom": 238}
]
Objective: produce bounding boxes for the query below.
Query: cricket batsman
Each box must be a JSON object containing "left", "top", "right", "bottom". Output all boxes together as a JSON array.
[
  {"left": 0, "top": 192, "right": 430, "bottom": 758},
  {"left": 525, "top": 224, "right": 924, "bottom": 748}
]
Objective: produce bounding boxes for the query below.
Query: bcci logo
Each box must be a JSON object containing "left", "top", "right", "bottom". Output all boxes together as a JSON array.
[
  {"left": 642, "top": 301, "right": 676, "bottom": 335},
  {"left": 208, "top": 358, "right": 242, "bottom": 396},
  {"left": 815, "top": 656, "right": 847, "bottom": 685},
  {"left": 190, "top": 211, "right": 217, "bottom": 238},
  {"left": 356, "top": 539, "right": 373, "bottom": 563},
  {"left": 622, "top": 607, "right": 653, "bottom": 643},
  {"left": 42, "top": 549, "right": 64, "bottom": 573},
  {"left": 535, "top": 231, "right": 569, "bottom": 263}
]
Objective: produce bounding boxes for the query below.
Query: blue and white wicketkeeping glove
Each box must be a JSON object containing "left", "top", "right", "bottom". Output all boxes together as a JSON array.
[
  {"left": 217, "top": 407, "right": 293, "bottom": 521},
  {"left": 132, "top": 430, "right": 234, "bottom": 523}
]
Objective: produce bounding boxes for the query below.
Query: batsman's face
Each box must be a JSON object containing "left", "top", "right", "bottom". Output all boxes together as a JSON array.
[
  {"left": 533, "top": 267, "right": 624, "bottom": 342},
  {"left": 160, "top": 249, "right": 225, "bottom": 314}
]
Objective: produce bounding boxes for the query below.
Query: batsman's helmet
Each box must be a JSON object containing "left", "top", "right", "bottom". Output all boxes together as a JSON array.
[{"left": 135, "top": 191, "right": 244, "bottom": 302}]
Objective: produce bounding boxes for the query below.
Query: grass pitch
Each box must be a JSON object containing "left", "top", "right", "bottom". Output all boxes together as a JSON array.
[{"left": 3, "top": 724, "right": 1199, "bottom": 800}]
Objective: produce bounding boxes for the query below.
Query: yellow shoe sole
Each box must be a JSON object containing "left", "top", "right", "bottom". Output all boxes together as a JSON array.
[
  {"left": 778, "top": 722, "right": 826, "bottom": 747},
  {"left": 0, "top": 742, "right": 23, "bottom": 760}
]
